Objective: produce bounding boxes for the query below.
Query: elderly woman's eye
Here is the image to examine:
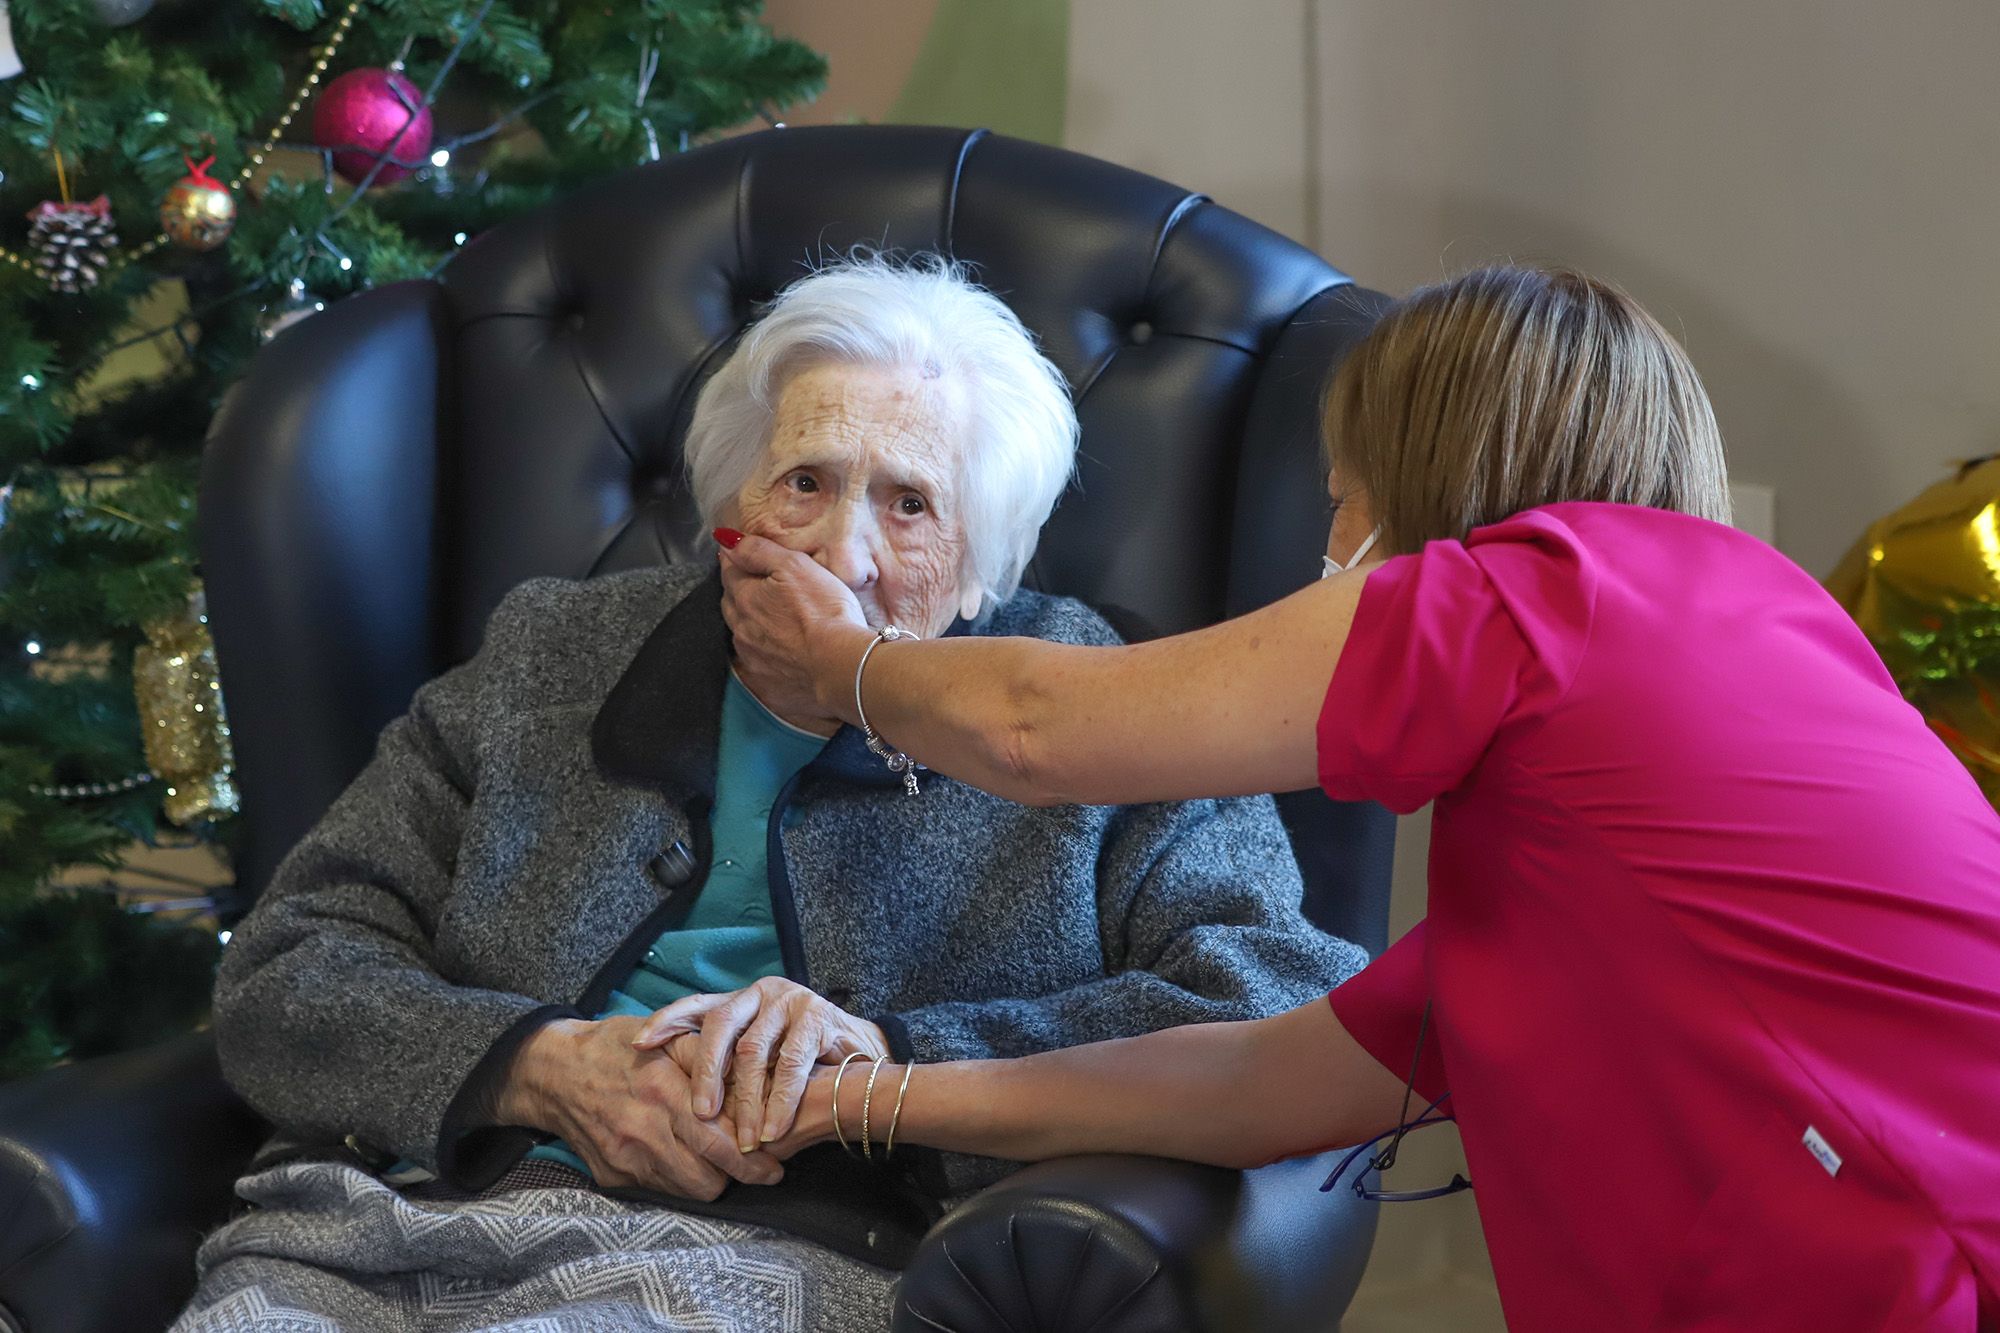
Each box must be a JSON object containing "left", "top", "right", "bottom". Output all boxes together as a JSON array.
[
  {"left": 898, "top": 494, "right": 928, "bottom": 516},
  {"left": 787, "top": 473, "right": 819, "bottom": 494}
]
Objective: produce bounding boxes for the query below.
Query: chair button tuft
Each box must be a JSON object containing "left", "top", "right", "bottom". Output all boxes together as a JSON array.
[
  {"left": 1128, "top": 318, "right": 1154, "bottom": 345},
  {"left": 634, "top": 469, "right": 678, "bottom": 500}
]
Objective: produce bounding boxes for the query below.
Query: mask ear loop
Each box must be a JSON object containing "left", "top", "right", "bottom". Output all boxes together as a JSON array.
[{"left": 1323, "top": 526, "right": 1382, "bottom": 578}]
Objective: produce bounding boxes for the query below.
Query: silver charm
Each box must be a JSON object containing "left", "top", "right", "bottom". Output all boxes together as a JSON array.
[{"left": 856, "top": 625, "right": 924, "bottom": 795}]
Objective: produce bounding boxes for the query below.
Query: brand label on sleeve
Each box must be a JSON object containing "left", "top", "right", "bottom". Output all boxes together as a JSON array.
[{"left": 1802, "top": 1124, "right": 1842, "bottom": 1178}]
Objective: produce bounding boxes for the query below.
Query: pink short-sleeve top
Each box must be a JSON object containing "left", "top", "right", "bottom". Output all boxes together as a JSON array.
[{"left": 1320, "top": 502, "right": 2000, "bottom": 1330}]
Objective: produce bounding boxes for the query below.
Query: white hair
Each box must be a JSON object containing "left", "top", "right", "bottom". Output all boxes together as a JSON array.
[{"left": 684, "top": 253, "right": 1078, "bottom": 618}]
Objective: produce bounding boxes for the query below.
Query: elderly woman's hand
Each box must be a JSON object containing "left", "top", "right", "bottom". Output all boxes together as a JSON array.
[
  {"left": 633, "top": 975, "right": 891, "bottom": 1152},
  {"left": 495, "top": 1015, "right": 784, "bottom": 1201},
  {"left": 716, "top": 529, "right": 873, "bottom": 726}
]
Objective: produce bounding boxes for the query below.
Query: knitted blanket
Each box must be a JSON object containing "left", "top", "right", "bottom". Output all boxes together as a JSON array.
[{"left": 171, "top": 1160, "right": 895, "bottom": 1332}]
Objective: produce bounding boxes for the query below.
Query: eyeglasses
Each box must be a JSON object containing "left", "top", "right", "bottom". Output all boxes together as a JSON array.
[{"left": 1321, "top": 1000, "right": 1472, "bottom": 1203}]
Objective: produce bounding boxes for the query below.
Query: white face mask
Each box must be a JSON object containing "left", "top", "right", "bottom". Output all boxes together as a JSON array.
[{"left": 1320, "top": 527, "right": 1380, "bottom": 579}]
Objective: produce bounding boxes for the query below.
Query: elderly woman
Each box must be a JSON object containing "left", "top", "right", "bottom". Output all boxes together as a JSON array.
[{"left": 171, "top": 256, "right": 1364, "bottom": 1333}]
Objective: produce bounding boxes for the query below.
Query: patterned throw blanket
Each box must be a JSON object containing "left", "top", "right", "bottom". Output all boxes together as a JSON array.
[{"left": 170, "top": 1160, "right": 896, "bottom": 1332}]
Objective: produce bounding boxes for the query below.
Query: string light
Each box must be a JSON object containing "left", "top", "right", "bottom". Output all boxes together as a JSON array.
[
  {"left": 430, "top": 148, "right": 451, "bottom": 167},
  {"left": 20, "top": 373, "right": 40, "bottom": 389},
  {"left": 24, "top": 640, "right": 42, "bottom": 655}
]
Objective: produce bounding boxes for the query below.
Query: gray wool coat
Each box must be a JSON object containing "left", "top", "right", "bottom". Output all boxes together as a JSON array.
[{"left": 212, "top": 564, "right": 1366, "bottom": 1266}]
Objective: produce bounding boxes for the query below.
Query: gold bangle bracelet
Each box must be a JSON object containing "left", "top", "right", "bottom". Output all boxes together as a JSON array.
[
  {"left": 831, "top": 1052, "right": 867, "bottom": 1159},
  {"left": 860, "top": 1055, "right": 889, "bottom": 1163},
  {"left": 884, "top": 1060, "right": 916, "bottom": 1159}
]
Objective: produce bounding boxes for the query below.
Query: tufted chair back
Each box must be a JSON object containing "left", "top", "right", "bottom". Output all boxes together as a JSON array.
[{"left": 201, "top": 125, "right": 1396, "bottom": 943}]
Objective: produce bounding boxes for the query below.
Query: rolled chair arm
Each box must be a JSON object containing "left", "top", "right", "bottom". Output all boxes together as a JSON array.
[
  {"left": 0, "top": 1033, "right": 263, "bottom": 1333},
  {"left": 892, "top": 1152, "right": 1377, "bottom": 1332}
]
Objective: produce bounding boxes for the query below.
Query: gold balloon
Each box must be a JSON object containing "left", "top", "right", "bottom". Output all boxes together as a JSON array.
[
  {"left": 159, "top": 168, "right": 237, "bottom": 252},
  {"left": 1827, "top": 456, "right": 2000, "bottom": 805},
  {"left": 133, "top": 585, "right": 241, "bottom": 826}
]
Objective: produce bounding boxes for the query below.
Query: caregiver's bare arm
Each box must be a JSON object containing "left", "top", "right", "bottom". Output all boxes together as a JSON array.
[
  {"left": 719, "top": 533, "right": 1368, "bottom": 808},
  {"left": 776, "top": 998, "right": 1411, "bottom": 1170}
]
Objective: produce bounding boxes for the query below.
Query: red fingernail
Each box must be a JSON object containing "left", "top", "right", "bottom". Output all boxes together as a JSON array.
[{"left": 713, "top": 527, "right": 744, "bottom": 549}]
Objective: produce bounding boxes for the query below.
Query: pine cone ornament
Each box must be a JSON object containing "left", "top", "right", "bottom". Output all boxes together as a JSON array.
[{"left": 26, "top": 195, "right": 117, "bottom": 292}]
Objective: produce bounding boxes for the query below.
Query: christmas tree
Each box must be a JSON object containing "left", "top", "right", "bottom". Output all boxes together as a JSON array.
[{"left": 0, "top": 0, "right": 824, "bottom": 1078}]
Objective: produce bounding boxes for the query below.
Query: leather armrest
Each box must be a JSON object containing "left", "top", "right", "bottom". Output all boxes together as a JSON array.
[
  {"left": 892, "top": 1152, "right": 1377, "bottom": 1332},
  {"left": 0, "top": 1032, "right": 263, "bottom": 1333}
]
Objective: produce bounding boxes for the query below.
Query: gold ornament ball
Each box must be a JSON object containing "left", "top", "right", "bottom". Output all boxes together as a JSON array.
[{"left": 160, "top": 173, "right": 237, "bottom": 252}]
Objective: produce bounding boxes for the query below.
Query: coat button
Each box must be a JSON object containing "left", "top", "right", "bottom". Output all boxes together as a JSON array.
[
  {"left": 824, "top": 986, "right": 854, "bottom": 1006},
  {"left": 344, "top": 1134, "right": 394, "bottom": 1169},
  {"left": 648, "top": 840, "right": 696, "bottom": 891}
]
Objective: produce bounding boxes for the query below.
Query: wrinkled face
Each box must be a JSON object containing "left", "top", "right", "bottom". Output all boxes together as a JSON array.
[{"left": 724, "top": 362, "right": 970, "bottom": 636}]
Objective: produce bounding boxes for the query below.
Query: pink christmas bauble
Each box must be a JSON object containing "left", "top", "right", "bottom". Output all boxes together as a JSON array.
[{"left": 311, "top": 68, "right": 434, "bottom": 186}]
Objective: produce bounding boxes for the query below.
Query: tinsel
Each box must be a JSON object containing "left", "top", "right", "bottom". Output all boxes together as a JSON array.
[{"left": 131, "top": 584, "right": 238, "bottom": 826}]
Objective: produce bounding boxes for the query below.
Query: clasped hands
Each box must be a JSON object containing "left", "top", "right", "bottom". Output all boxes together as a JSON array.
[{"left": 498, "top": 975, "right": 883, "bottom": 1202}]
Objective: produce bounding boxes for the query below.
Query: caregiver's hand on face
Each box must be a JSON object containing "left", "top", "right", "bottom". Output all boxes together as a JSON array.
[
  {"left": 632, "top": 975, "right": 891, "bottom": 1153},
  {"left": 715, "top": 527, "right": 873, "bottom": 725},
  {"left": 495, "top": 1014, "right": 784, "bottom": 1201}
]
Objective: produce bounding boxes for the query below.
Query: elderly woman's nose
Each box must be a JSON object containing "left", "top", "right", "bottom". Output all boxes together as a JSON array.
[{"left": 815, "top": 513, "right": 881, "bottom": 589}]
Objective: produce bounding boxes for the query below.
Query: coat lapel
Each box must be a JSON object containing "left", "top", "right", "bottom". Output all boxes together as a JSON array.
[{"left": 590, "top": 572, "right": 729, "bottom": 807}]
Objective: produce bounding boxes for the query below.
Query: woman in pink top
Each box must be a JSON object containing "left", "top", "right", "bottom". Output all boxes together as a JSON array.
[{"left": 711, "top": 266, "right": 2000, "bottom": 1329}]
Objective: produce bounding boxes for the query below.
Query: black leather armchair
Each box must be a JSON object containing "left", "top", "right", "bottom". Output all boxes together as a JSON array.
[{"left": 0, "top": 126, "right": 1395, "bottom": 1332}]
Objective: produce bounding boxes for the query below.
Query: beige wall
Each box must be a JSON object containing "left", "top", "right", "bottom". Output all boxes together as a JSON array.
[{"left": 1066, "top": 0, "right": 1315, "bottom": 241}]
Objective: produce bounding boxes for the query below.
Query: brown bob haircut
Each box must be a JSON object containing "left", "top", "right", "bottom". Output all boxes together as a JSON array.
[{"left": 1323, "top": 265, "right": 1732, "bottom": 555}]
